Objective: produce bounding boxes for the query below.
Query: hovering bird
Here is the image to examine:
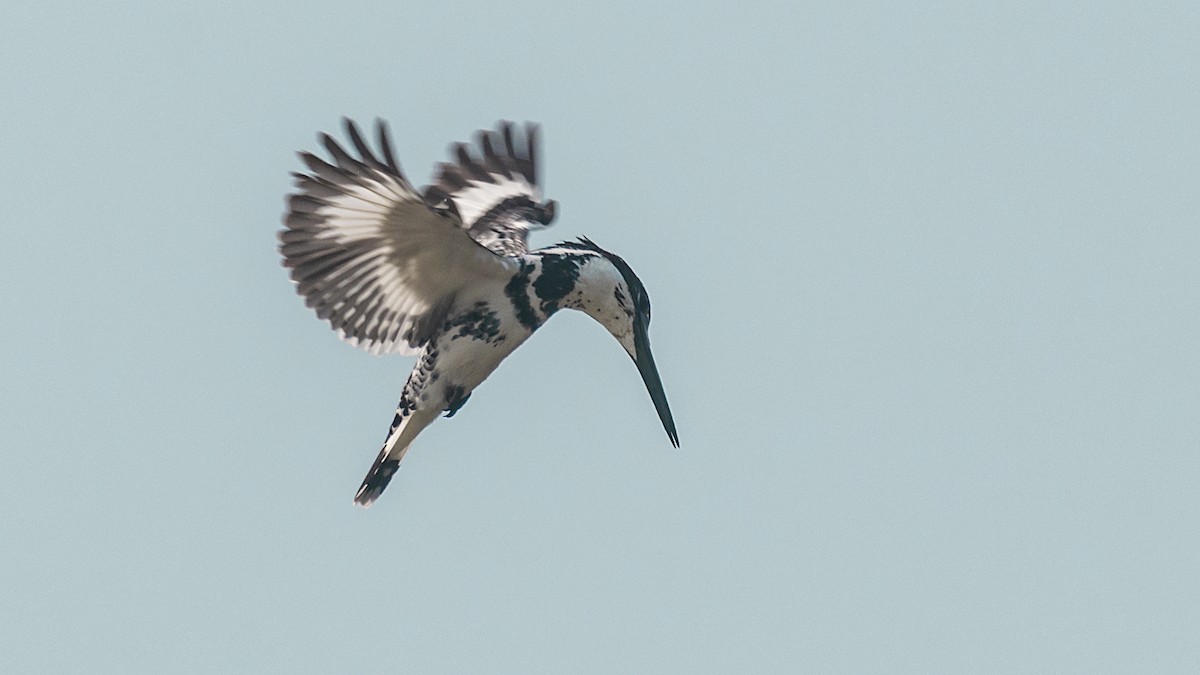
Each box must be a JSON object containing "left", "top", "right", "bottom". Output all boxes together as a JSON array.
[{"left": 279, "top": 118, "right": 679, "bottom": 507}]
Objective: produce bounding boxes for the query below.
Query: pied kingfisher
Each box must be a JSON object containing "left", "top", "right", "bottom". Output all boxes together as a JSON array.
[{"left": 279, "top": 118, "right": 678, "bottom": 507}]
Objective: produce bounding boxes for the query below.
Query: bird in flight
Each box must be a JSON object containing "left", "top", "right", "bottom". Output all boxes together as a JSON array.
[{"left": 279, "top": 118, "right": 679, "bottom": 507}]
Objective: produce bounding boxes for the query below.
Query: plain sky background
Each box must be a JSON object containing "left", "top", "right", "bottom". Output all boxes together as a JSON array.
[{"left": 2, "top": 1, "right": 1198, "bottom": 672}]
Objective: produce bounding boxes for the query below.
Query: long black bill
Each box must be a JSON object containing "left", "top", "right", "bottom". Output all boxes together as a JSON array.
[{"left": 631, "top": 322, "right": 679, "bottom": 447}]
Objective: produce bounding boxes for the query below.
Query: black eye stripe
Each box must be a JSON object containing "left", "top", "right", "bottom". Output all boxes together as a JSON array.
[{"left": 559, "top": 236, "right": 652, "bottom": 325}]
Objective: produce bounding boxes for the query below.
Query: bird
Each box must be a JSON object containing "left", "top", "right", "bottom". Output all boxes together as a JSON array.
[{"left": 279, "top": 118, "right": 679, "bottom": 507}]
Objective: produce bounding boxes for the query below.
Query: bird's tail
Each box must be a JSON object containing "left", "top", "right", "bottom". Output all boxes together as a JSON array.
[
  {"left": 353, "top": 444, "right": 406, "bottom": 507},
  {"left": 353, "top": 406, "right": 438, "bottom": 508}
]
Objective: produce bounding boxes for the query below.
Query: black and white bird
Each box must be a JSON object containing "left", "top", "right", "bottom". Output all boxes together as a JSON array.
[{"left": 279, "top": 118, "right": 678, "bottom": 507}]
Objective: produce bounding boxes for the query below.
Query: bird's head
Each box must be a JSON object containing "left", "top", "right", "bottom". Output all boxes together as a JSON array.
[{"left": 561, "top": 238, "right": 679, "bottom": 447}]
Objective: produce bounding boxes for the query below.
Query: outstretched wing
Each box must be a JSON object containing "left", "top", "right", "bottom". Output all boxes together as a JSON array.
[
  {"left": 280, "top": 118, "right": 515, "bottom": 356},
  {"left": 427, "top": 121, "right": 557, "bottom": 257}
]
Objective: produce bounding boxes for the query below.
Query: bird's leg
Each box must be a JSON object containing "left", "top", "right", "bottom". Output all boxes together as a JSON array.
[{"left": 443, "top": 385, "right": 471, "bottom": 418}]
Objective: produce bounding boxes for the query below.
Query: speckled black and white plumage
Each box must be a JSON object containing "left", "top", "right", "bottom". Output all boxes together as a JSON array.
[{"left": 280, "top": 118, "right": 678, "bottom": 508}]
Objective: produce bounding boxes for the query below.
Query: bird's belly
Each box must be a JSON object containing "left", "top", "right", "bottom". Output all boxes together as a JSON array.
[
  {"left": 433, "top": 296, "right": 535, "bottom": 381},
  {"left": 407, "top": 303, "right": 535, "bottom": 417},
  {"left": 435, "top": 331, "right": 527, "bottom": 391}
]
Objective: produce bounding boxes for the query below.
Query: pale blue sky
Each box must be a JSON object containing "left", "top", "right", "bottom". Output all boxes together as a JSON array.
[{"left": 2, "top": 1, "right": 1198, "bottom": 672}]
